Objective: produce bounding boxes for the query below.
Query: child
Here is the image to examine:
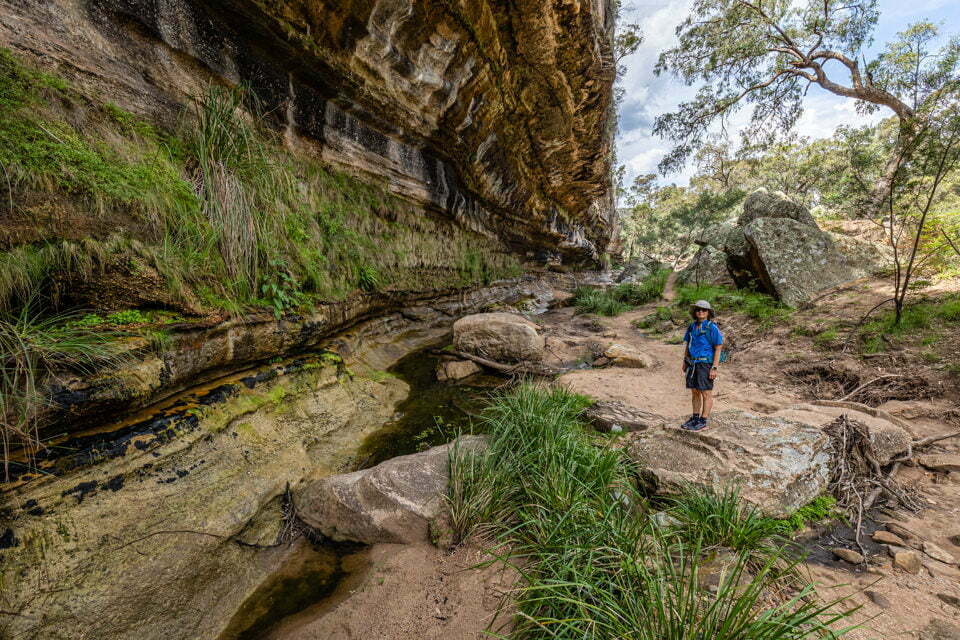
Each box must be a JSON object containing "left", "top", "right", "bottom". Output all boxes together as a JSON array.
[{"left": 680, "top": 300, "right": 723, "bottom": 431}]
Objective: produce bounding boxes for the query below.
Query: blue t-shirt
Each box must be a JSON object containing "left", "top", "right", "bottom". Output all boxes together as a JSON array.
[{"left": 684, "top": 320, "right": 723, "bottom": 362}]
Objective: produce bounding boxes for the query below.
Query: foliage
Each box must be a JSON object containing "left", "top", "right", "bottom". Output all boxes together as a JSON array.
[
  {"left": 0, "top": 304, "right": 128, "bottom": 478},
  {"left": 0, "top": 50, "right": 522, "bottom": 317},
  {"left": 857, "top": 294, "right": 960, "bottom": 352},
  {"left": 675, "top": 283, "right": 792, "bottom": 325},
  {"left": 619, "top": 184, "right": 742, "bottom": 264},
  {"left": 653, "top": 2, "right": 959, "bottom": 192},
  {"left": 665, "top": 484, "right": 784, "bottom": 555},
  {"left": 448, "top": 386, "right": 859, "bottom": 640},
  {"left": 572, "top": 269, "right": 671, "bottom": 316},
  {"left": 770, "top": 495, "right": 842, "bottom": 535}
]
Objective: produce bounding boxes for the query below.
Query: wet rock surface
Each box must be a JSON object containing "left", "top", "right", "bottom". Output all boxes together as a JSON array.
[{"left": 623, "top": 409, "right": 832, "bottom": 518}]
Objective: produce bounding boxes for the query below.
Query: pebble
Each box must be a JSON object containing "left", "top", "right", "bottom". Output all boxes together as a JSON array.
[
  {"left": 924, "top": 542, "right": 958, "bottom": 565},
  {"left": 893, "top": 550, "right": 922, "bottom": 574},
  {"left": 886, "top": 522, "right": 917, "bottom": 541},
  {"left": 832, "top": 548, "right": 865, "bottom": 564},
  {"left": 872, "top": 530, "right": 905, "bottom": 546},
  {"left": 865, "top": 590, "right": 891, "bottom": 609}
]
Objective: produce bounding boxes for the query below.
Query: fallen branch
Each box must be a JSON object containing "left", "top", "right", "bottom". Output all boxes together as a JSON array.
[
  {"left": 913, "top": 430, "right": 960, "bottom": 448},
  {"left": 837, "top": 375, "right": 905, "bottom": 402},
  {"left": 429, "top": 349, "right": 567, "bottom": 376}
]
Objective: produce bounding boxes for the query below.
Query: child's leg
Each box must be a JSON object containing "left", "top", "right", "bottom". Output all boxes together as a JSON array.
[
  {"left": 700, "top": 389, "right": 714, "bottom": 418},
  {"left": 690, "top": 389, "right": 702, "bottom": 415}
]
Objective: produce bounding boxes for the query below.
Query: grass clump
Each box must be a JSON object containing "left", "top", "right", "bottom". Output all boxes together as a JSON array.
[
  {"left": 675, "top": 283, "right": 791, "bottom": 327},
  {"left": 856, "top": 294, "right": 960, "bottom": 354},
  {"left": 1, "top": 304, "right": 129, "bottom": 479},
  {"left": 572, "top": 269, "right": 671, "bottom": 316},
  {"left": 770, "top": 495, "right": 842, "bottom": 535},
  {"left": 448, "top": 386, "right": 859, "bottom": 639}
]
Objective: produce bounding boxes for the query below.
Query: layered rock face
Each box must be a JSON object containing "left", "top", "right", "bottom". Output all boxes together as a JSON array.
[{"left": 0, "top": 0, "right": 616, "bottom": 262}]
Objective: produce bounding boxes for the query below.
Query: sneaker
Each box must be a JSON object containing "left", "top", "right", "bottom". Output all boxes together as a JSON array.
[
  {"left": 682, "top": 417, "right": 708, "bottom": 432},
  {"left": 680, "top": 414, "right": 700, "bottom": 429}
]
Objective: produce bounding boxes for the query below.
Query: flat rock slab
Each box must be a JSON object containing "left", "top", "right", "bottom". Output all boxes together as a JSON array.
[
  {"left": 583, "top": 400, "right": 666, "bottom": 433},
  {"left": 297, "top": 436, "right": 487, "bottom": 544},
  {"left": 774, "top": 402, "right": 913, "bottom": 465},
  {"left": 453, "top": 312, "right": 545, "bottom": 363},
  {"left": 623, "top": 409, "right": 831, "bottom": 518}
]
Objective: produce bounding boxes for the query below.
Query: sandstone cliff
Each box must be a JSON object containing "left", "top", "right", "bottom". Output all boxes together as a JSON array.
[{"left": 0, "top": 0, "right": 616, "bottom": 264}]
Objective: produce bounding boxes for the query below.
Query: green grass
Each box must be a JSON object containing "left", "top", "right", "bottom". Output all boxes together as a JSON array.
[
  {"left": 857, "top": 294, "right": 960, "bottom": 353},
  {"left": 675, "top": 283, "right": 792, "bottom": 327},
  {"left": 0, "top": 50, "right": 522, "bottom": 316},
  {"left": 1, "top": 303, "right": 131, "bottom": 478},
  {"left": 572, "top": 269, "right": 671, "bottom": 316},
  {"left": 448, "top": 386, "right": 859, "bottom": 640},
  {"left": 769, "top": 495, "right": 842, "bottom": 535}
]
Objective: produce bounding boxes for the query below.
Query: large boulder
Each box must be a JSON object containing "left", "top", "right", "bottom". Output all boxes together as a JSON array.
[
  {"left": 827, "top": 232, "right": 893, "bottom": 278},
  {"left": 453, "top": 312, "right": 545, "bottom": 362},
  {"left": 738, "top": 188, "right": 819, "bottom": 229},
  {"left": 298, "top": 436, "right": 487, "bottom": 544},
  {"left": 693, "top": 221, "right": 738, "bottom": 251},
  {"left": 678, "top": 244, "right": 733, "bottom": 286},
  {"left": 616, "top": 257, "right": 663, "bottom": 284},
  {"left": 623, "top": 409, "right": 831, "bottom": 517},
  {"left": 743, "top": 217, "right": 856, "bottom": 306}
]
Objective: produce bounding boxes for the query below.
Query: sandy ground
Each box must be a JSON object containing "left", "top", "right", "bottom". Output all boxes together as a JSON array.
[
  {"left": 270, "top": 542, "right": 515, "bottom": 640},
  {"left": 275, "top": 274, "right": 960, "bottom": 639}
]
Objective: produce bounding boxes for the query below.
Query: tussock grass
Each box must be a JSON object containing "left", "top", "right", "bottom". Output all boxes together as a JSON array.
[
  {"left": 0, "top": 302, "right": 130, "bottom": 479},
  {"left": 572, "top": 268, "right": 671, "bottom": 316},
  {"left": 448, "top": 386, "right": 859, "bottom": 639}
]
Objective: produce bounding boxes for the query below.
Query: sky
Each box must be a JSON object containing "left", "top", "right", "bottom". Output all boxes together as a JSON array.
[{"left": 615, "top": 0, "right": 960, "bottom": 187}]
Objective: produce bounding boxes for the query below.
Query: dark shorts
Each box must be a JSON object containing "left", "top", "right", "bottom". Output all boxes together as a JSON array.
[{"left": 685, "top": 363, "right": 714, "bottom": 391}]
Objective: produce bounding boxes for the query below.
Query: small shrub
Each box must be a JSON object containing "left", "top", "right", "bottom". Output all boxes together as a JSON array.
[
  {"left": 105, "top": 309, "right": 150, "bottom": 325},
  {"left": 770, "top": 495, "right": 842, "bottom": 534},
  {"left": 813, "top": 328, "right": 838, "bottom": 347}
]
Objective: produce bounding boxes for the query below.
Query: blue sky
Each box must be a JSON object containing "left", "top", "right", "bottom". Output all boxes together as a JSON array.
[{"left": 615, "top": 0, "right": 960, "bottom": 186}]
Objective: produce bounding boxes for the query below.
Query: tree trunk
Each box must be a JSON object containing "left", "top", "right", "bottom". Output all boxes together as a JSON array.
[{"left": 865, "top": 134, "right": 911, "bottom": 219}]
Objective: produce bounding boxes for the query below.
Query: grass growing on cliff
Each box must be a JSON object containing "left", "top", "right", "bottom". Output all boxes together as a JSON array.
[
  {"left": 0, "top": 49, "right": 522, "bottom": 315},
  {"left": 572, "top": 268, "right": 671, "bottom": 316},
  {"left": 0, "top": 303, "right": 129, "bottom": 479},
  {"left": 448, "top": 386, "right": 859, "bottom": 639}
]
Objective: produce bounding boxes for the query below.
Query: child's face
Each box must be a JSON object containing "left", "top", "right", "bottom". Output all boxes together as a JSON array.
[{"left": 694, "top": 309, "right": 709, "bottom": 320}]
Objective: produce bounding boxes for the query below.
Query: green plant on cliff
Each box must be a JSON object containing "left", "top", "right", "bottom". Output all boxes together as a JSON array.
[
  {"left": 0, "top": 50, "right": 522, "bottom": 317},
  {"left": 0, "top": 303, "right": 129, "bottom": 479}
]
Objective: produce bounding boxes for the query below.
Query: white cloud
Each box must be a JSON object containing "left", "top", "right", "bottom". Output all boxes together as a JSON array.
[{"left": 613, "top": 0, "right": 956, "bottom": 189}]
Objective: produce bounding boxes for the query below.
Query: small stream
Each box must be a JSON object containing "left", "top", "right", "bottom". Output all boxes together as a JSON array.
[
  {"left": 352, "top": 342, "right": 500, "bottom": 469},
  {"left": 222, "top": 343, "right": 496, "bottom": 639}
]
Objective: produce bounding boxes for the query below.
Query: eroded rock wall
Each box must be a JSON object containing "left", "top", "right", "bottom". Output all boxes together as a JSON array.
[{"left": 0, "top": 0, "right": 616, "bottom": 262}]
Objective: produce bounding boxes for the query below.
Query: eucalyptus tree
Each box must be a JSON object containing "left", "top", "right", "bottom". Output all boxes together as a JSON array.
[{"left": 654, "top": 1, "right": 960, "bottom": 215}]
